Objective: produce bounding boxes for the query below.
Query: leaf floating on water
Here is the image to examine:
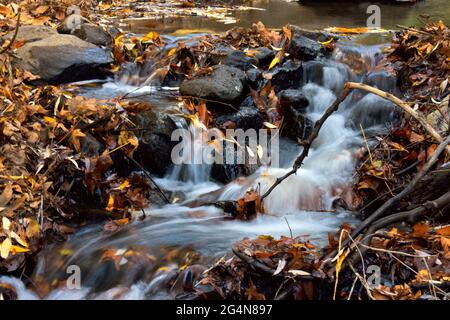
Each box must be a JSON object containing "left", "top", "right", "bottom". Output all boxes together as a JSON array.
[{"left": 325, "top": 27, "right": 389, "bottom": 34}]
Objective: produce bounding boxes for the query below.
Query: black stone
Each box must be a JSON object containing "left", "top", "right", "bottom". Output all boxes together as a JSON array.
[{"left": 271, "top": 60, "right": 303, "bottom": 92}]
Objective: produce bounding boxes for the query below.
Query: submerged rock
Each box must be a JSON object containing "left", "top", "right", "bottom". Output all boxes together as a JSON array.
[
  {"left": 130, "top": 108, "right": 178, "bottom": 176},
  {"left": 271, "top": 60, "right": 303, "bottom": 92},
  {"left": 349, "top": 94, "right": 400, "bottom": 129},
  {"left": 14, "top": 33, "right": 112, "bottom": 83},
  {"left": 363, "top": 70, "right": 400, "bottom": 96},
  {"left": 179, "top": 65, "right": 246, "bottom": 105}
]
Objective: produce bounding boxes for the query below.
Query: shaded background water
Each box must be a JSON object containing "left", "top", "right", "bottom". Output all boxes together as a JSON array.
[{"left": 127, "top": 0, "right": 450, "bottom": 34}]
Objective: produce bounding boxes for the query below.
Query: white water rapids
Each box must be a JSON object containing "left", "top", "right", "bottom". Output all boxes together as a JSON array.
[{"left": 0, "top": 41, "right": 398, "bottom": 300}]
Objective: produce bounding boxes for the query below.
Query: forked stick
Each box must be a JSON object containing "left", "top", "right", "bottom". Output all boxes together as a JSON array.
[{"left": 261, "top": 82, "right": 450, "bottom": 202}]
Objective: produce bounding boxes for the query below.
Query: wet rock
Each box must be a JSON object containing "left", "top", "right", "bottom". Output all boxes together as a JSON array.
[
  {"left": 278, "top": 89, "right": 309, "bottom": 111},
  {"left": 214, "top": 107, "right": 263, "bottom": 130},
  {"left": 73, "top": 23, "right": 112, "bottom": 47},
  {"left": 240, "top": 95, "right": 256, "bottom": 108},
  {"left": 282, "top": 106, "right": 313, "bottom": 142},
  {"left": 271, "top": 60, "right": 303, "bottom": 92},
  {"left": 179, "top": 65, "right": 246, "bottom": 105},
  {"left": 363, "top": 70, "right": 400, "bottom": 96},
  {"left": 251, "top": 47, "right": 274, "bottom": 67},
  {"left": 349, "top": 94, "right": 400, "bottom": 129},
  {"left": 288, "top": 34, "right": 325, "bottom": 60},
  {"left": 245, "top": 68, "right": 262, "bottom": 88},
  {"left": 211, "top": 142, "right": 259, "bottom": 184},
  {"left": 225, "top": 50, "right": 257, "bottom": 71},
  {"left": 206, "top": 46, "right": 233, "bottom": 66},
  {"left": 130, "top": 108, "right": 178, "bottom": 176},
  {"left": 279, "top": 91, "right": 313, "bottom": 142},
  {"left": 14, "top": 34, "right": 112, "bottom": 83},
  {"left": 289, "top": 25, "right": 337, "bottom": 43}
]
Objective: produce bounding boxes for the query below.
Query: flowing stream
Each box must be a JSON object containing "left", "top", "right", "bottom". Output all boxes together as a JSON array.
[{"left": 0, "top": 9, "right": 405, "bottom": 300}]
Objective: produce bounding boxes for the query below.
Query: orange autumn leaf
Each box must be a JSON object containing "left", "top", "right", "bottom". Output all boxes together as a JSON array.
[{"left": 412, "top": 222, "right": 430, "bottom": 237}]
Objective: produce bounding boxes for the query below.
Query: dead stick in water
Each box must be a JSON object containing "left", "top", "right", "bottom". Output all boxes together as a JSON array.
[
  {"left": 261, "top": 82, "right": 450, "bottom": 202},
  {"left": 261, "top": 86, "right": 352, "bottom": 200}
]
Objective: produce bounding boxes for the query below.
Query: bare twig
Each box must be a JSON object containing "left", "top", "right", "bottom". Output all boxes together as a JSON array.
[
  {"left": 261, "top": 86, "right": 352, "bottom": 200},
  {"left": 349, "top": 133, "right": 450, "bottom": 240},
  {"left": 261, "top": 81, "right": 450, "bottom": 202},
  {"left": 0, "top": 9, "right": 21, "bottom": 55}
]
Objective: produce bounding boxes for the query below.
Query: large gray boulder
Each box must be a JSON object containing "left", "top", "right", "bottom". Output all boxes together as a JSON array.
[
  {"left": 14, "top": 31, "right": 112, "bottom": 83},
  {"left": 5, "top": 25, "right": 57, "bottom": 42},
  {"left": 180, "top": 65, "right": 246, "bottom": 105}
]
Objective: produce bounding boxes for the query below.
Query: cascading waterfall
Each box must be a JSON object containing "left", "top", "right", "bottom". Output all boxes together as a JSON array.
[{"left": 1, "top": 42, "right": 399, "bottom": 299}]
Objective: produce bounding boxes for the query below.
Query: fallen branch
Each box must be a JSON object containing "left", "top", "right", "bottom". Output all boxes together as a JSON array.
[
  {"left": 347, "top": 189, "right": 450, "bottom": 266},
  {"left": 261, "top": 81, "right": 450, "bottom": 202},
  {"left": 349, "top": 133, "right": 450, "bottom": 240},
  {"left": 0, "top": 9, "right": 21, "bottom": 55},
  {"left": 261, "top": 86, "right": 352, "bottom": 200}
]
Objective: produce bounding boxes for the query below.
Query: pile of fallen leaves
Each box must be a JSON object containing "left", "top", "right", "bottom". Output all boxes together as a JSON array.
[
  {"left": 343, "top": 21, "right": 450, "bottom": 300},
  {"left": 0, "top": 3, "right": 171, "bottom": 272},
  {"left": 199, "top": 235, "right": 321, "bottom": 300},
  {"left": 0, "top": 56, "right": 158, "bottom": 272},
  {"left": 354, "top": 21, "right": 450, "bottom": 215}
]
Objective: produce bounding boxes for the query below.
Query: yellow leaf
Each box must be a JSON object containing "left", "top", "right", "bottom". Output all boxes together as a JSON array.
[
  {"left": 71, "top": 129, "right": 85, "bottom": 138},
  {"left": 127, "top": 135, "right": 139, "bottom": 147},
  {"left": 105, "top": 194, "right": 115, "bottom": 212},
  {"left": 268, "top": 56, "right": 279, "bottom": 70},
  {"left": 319, "top": 38, "right": 335, "bottom": 46},
  {"left": 43, "top": 116, "right": 57, "bottom": 124},
  {"left": 263, "top": 122, "right": 278, "bottom": 129},
  {"left": 2, "top": 217, "right": 11, "bottom": 230},
  {"left": 10, "top": 231, "right": 28, "bottom": 248},
  {"left": 157, "top": 266, "right": 170, "bottom": 272},
  {"left": 118, "top": 180, "right": 130, "bottom": 190},
  {"left": 59, "top": 248, "right": 74, "bottom": 256},
  {"left": 10, "top": 245, "right": 30, "bottom": 254},
  {"left": 168, "top": 48, "right": 177, "bottom": 57},
  {"left": 1, "top": 238, "right": 11, "bottom": 259}
]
